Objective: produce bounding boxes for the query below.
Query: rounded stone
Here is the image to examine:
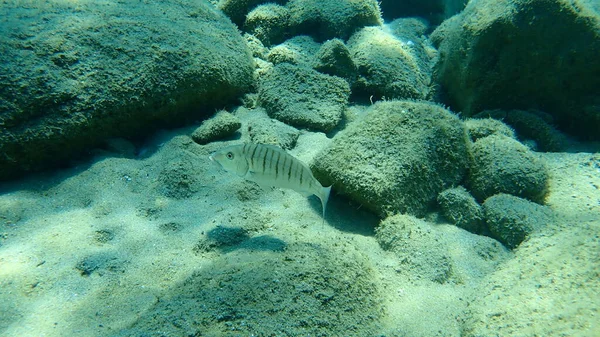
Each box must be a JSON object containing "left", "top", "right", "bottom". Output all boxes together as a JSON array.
[
  {"left": 467, "top": 134, "right": 549, "bottom": 203},
  {"left": 483, "top": 193, "right": 553, "bottom": 249}
]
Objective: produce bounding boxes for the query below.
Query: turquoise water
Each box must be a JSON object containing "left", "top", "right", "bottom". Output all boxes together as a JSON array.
[{"left": 1, "top": 1, "right": 599, "bottom": 336}]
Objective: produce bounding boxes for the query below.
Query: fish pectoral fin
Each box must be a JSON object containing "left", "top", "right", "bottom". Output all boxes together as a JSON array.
[{"left": 244, "top": 170, "right": 260, "bottom": 180}]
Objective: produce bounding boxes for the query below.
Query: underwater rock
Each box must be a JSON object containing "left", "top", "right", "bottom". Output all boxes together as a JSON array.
[
  {"left": 464, "top": 118, "right": 516, "bottom": 142},
  {"left": 312, "top": 39, "right": 357, "bottom": 86},
  {"left": 258, "top": 63, "right": 349, "bottom": 132},
  {"left": 191, "top": 110, "right": 241, "bottom": 145},
  {"left": 376, "top": 214, "right": 454, "bottom": 283},
  {"left": 467, "top": 134, "right": 549, "bottom": 203},
  {"left": 312, "top": 100, "right": 469, "bottom": 218},
  {"left": 244, "top": 3, "right": 290, "bottom": 47},
  {"left": 244, "top": 33, "right": 269, "bottom": 59},
  {"left": 432, "top": 0, "right": 600, "bottom": 139},
  {"left": 266, "top": 35, "right": 321, "bottom": 67},
  {"left": 123, "top": 243, "right": 384, "bottom": 336},
  {"left": 474, "top": 109, "right": 568, "bottom": 152},
  {"left": 483, "top": 193, "right": 553, "bottom": 249},
  {"left": 287, "top": 0, "right": 382, "bottom": 41},
  {"left": 379, "top": 0, "right": 466, "bottom": 25},
  {"left": 437, "top": 186, "right": 484, "bottom": 234},
  {"left": 246, "top": 109, "right": 300, "bottom": 149},
  {"left": 0, "top": 0, "right": 254, "bottom": 182},
  {"left": 347, "top": 26, "right": 433, "bottom": 101},
  {"left": 216, "top": 0, "right": 287, "bottom": 26}
]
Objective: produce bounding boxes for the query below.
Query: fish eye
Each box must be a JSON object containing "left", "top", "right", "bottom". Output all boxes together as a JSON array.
[{"left": 226, "top": 152, "right": 234, "bottom": 160}]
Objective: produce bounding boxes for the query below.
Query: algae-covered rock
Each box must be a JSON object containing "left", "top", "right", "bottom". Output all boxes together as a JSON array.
[
  {"left": 244, "top": 3, "right": 290, "bottom": 46},
  {"left": 464, "top": 118, "right": 516, "bottom": 142},
  {"left": 244, "top": 33, "right": 269, "bottom": 59},
  {"left": 432, "top": 0, "right": 600, "bottom": 139},
  {"left": 376, "top": 214, "right": 454, "bottom": 283},
  {"left": 0, "top": 0, "right": 254, "bottom": 181},
  {"left": 312, "top": 100, "right": 469, "bottom": 218},
  {"left": 246, "top": 109, "right": 300, "bottom": 149},
  {"left": 437, "top": 186, "right": 484, "bottom": 234},
  {"left": 347, "top": 26, "right": 433, "bottom": 101},
  {"left": 287, "top": 0, "right": 382, "bottom": 41},
  {"left": 122, "top": 243, "right": 384, "bottom": 336},
  {"left": 474, "top": 109, "right": 568, "bottom": 152},
  {"left": 258, "top": 63, "right": 350, "bottom": 132},
  {"left": 216, "top": 0, "right": 287, "bottom": 26},
  {"left": 312, "top": 39, "right": 357, "bottom": 85},
  {"left": 191, "top": 110, "right": 241, "bottom": 145},
  {"left": 266, "top": 35, "right": 321, "bottom": 67},
  {"left": 379, "top": 0, "right": 466, "bottom": 25},
  {"left": 483, "top": 193, "right": 553, "bottom": 249},
  {"left": 467, "top": 134, "right": 549, "bottom": 203}
]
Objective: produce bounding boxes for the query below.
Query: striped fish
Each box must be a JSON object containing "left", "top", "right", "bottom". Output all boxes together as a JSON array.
[{"left": 209, "top": 143, "right": 331, "bottom": 220}]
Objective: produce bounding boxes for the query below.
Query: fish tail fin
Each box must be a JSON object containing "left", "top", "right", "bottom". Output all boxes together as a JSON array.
[{"left": 319, "top": 185, "right": 332, "bottom": 223}]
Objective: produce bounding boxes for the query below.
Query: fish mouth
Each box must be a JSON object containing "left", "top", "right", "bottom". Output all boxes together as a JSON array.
[{"left": 209, "top": 154, "right": 215, "bottom": 161}]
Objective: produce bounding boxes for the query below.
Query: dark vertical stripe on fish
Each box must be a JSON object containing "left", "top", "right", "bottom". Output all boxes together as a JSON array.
[
  {"left": 287, "top": 157, "right": 293, "bottom": 182},
  {"left": 299, "top": 166, "right": 303, "bottom": 185},
  {"left": 284, "top": 155, "right": 289, "bottom": 181},
  {"left": 262, "top": 146, "right": 268, "bottom": 173},
  {"left": 274, "top": 150, "right": 280, "bottom": 179},
  {"left": 251, "top": 144, "right": 259, "bottom": 167}
]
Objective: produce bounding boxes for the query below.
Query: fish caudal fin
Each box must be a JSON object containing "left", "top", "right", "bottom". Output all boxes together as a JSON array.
[{"left": 319, "top": 185, "right": 332, "bottom": 222}]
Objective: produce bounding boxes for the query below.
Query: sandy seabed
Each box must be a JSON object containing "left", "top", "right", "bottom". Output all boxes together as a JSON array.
[{"left": 0, "top": 126, "right": 598, "bottom": 337}]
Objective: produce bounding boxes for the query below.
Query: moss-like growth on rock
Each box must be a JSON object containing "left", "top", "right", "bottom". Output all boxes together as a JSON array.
[
  {"left": 258, "top": 63, "right": 350, "bottom": 132},
  {"left": 464, "top": 118, "right": 516, "bottom": 142},
  {"left": 312, "top": 39, "right": 357, "bottom": 86},
  {"left": 437, "top": 186, "right": 484, "bottom": 234},
  {"left": 347, "top": 27, "right": 433, "bottom": 101},
  {"left": 287, "top": 0, "right": 382, "bottom": 41},
  {"left": 125, "top": 243, "right": 385, "bottom": 336},
  {"left": 246, "top": 110, "right": 300, "bottom": 149},
  {"left": 191, "top": 111, "right": 241, "bottom": 145},
  {"left": 483, "top": 193, "right": 553, "bottom": 249},
  {"left": 467, "top": 134, "right": 549, "bottom": 203},
  {"left": 244, "top": 3, "right": 290, "bottom": 47},
  {"left": 431, "top": 0, "right": 600, "bottom": 139},
  {"left": 474, "top": 109, "right": 568, "bottom": 152},
  {"left": 312, "top": 100, "right": 469, "bottom": 218},
  {"left": 0, "top": 0, "right": 254, "bottom": 181}
]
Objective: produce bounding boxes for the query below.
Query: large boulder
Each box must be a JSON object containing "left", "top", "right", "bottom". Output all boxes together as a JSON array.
[
  {"left": 431, "top": 0, "right": 600, "bottom": 139},
  {"left": 0, "top": 0, "right": 254, "bottom": 181},
  {"left": 120, "top": 243, "right": 385, "bottom": 336},
  {"left": 311, "top": 100, "right": 469, "bottom": 218}
]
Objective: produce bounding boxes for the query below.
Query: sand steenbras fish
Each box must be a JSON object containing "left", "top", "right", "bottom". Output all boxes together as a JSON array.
[{"left": 209, "top": 143, "right": 331, "bottom": 219}]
